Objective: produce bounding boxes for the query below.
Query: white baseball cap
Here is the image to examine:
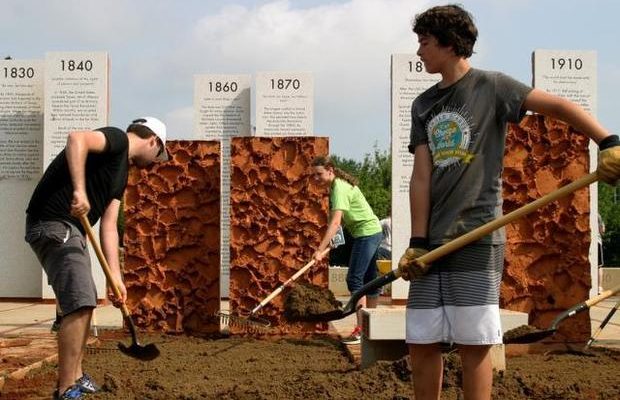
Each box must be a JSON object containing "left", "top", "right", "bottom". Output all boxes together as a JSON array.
[{"left": 132, "top": 117, "right": 169, "bottom": 161}]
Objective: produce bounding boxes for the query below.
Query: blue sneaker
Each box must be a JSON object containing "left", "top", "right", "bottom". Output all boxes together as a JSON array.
[
  {"left": 76, "top": 372, "right": 99, "bottom": 393},
  {"left": 53, "top": 385, "right": 84, "bottom": 399}
]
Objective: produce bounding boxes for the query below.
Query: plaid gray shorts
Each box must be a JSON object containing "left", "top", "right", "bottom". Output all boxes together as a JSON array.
[{"left": 25, "top": 218, "right": 97, "bottom": 316}]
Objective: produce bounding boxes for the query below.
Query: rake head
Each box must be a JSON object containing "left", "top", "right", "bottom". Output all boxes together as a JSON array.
[{"left": 216, "top": 311, "right": 272, "bottom": 334}]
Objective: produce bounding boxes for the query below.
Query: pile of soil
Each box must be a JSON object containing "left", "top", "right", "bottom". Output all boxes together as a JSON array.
[
  {"left": 1, "top": 333, "right": 619, "bottom": 399},
  {"left": 503, "top": 324, "right": 545, "bottom": 343},
  {"left": 283, "top": 282, "right": 342, "bottom": 321}
]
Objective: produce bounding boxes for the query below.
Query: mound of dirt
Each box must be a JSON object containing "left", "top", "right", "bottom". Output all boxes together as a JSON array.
[
  {"left": 283, "top": 282, "right": 342, "bottom": 320},
  {"left": 503, "top": 324, "right": 544, "bottom": 343}
]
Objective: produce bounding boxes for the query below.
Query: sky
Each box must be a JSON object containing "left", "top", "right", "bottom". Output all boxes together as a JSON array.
[{"left": 2, "top": 0, "right": 619, "bottom": 160}]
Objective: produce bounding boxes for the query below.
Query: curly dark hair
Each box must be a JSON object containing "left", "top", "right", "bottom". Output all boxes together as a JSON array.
[{"left": 412, "top": 4, "right": 477, "bottom": 58}]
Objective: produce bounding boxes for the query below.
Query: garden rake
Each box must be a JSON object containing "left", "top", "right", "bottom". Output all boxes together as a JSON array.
[{"left": 219, "top": 228, "right": 346, "bottom": 332}]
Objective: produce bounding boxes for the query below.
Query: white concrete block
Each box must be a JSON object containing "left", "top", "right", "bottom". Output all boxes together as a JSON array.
[
  {"left": 600, "top": 268, "right": 620, "bottom": 291},
  {"left": 329, "top": 266, "right": 349, "bottom": 296},
  {"left": 361, "top": 307, "right": 529, "bottom": 341}
]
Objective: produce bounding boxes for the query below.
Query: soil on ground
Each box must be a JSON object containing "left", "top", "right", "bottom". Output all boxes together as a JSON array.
[
  {"left": 1, "top": 331, "right": 619, "bottom": 400},
  {"left": 283, "top": 282, "right": 342, "bottom": 321}
]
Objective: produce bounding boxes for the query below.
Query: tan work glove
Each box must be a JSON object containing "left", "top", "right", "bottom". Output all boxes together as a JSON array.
[
  {"left": 397, "top": 237, "right": 430, "bottom": 281},
  {"left": 598, "top": 135, "right": 620, "bottom": 185}
]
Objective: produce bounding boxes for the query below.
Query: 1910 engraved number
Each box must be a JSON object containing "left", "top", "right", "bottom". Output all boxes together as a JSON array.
[{"left": 551, "top": 58, "right": 583, "bottom": 70}]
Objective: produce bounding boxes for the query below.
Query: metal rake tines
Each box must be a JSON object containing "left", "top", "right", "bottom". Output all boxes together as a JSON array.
[
  {"left": 216, "top": 310, "right": 271, "bottom": 333},
  {"left": 86, "top": 346, "right": 120, "bottom": 355}
]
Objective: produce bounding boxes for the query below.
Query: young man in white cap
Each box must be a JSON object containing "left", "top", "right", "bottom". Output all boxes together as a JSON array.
[{"left": 25, "top": 117, "right": 168, "bottom": 399}]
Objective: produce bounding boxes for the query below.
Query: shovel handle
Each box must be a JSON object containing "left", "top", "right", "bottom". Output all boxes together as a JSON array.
[
  {"left": 251, "top": 247, "right": 330, "bottom": 314},
  {"left": 415, "top": 171, "right": 598, "bottom": 266},
  {"left": 550, "top": 283, "right": 620, "bottom": 329},
  {"left": 585, "top": 284, "right": 620, "bottom": 308},
  {"left": 79, "top": 214, "right": 131, "bottom": 318}
]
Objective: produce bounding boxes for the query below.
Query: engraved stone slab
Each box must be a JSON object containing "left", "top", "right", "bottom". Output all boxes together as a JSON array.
[
  {"left": 255, "top": 72, "right": 313, "bottom": 136},
  {"left": 390, "top": 54, "right": 439, "bottom": 300}
]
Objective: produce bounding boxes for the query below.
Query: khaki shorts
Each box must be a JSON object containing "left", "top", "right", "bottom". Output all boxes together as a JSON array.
[{"left": 25, "top": 219, "right": 97, "bottom": 316}]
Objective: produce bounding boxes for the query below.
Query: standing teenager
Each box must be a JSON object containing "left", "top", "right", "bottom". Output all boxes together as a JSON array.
[{"left": 398, "top": 5, "right": 620, "bottom": 400}]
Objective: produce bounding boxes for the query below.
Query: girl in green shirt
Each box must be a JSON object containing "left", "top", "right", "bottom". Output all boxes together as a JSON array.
[{"left": 311, "top": 156, "right": 383, "bottom": 344}]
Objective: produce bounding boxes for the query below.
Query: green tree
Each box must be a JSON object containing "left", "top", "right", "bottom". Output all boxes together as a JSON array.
[
  {"left": 599, "top": 182, "right": 620, "bottom": 266},
  {"left": 331, "top": 145, "right": 392, "bottom": 219}
]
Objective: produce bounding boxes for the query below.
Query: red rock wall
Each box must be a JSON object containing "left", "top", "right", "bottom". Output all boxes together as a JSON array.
[
  {"left": 123, "top": 141, "right": 220, "bottom": 334},
  {"left": 229, "top": 137, "right": 330, "bottom": 334},
  {"left": 502, "top": 115, "right": 591, "bottom": 342}
]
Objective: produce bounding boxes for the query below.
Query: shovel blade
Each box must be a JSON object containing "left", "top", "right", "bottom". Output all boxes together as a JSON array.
[
  {"left": 298, "top": 303, "right": 361, "bottom": 322},
  {"left": 503, "top": 328, "right": 556, "bottom": 344},
  {"left": 303, "top": 309, "right": 347, "bottom": 322},
  {"left": 118, "top": 341, "right": 160, "bottom": 361}
]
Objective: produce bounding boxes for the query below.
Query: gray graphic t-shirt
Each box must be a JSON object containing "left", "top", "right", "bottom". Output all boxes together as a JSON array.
[{"left": 409, "top": 68, "right": 532, "bottom": 245}]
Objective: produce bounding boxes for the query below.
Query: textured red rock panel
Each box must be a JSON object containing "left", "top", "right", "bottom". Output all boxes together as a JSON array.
[
  {"left": 229, "top": 137, "right": 330, "bottom": 334},
  {"left": 123, "top": 141, "right": 220, "bottom": 334},
  {"left": 502, "top": 115, "right": 591, "bottom": 342}
]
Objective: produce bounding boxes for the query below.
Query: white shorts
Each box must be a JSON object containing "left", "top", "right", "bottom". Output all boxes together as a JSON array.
[
  {"left": 406, "top": 305, "right": 502, "bottom": 345},
  {"left": 405, "top": 244, "right": 504, "bottom": 345}
]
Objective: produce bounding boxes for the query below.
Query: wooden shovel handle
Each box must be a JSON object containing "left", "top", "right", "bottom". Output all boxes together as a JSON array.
[
  {"left": 79, "top": 214, "right": 131, "bottom": 318},
  {"left": 414, "top": 171, "right": 599, "bottom": 267},
  {"left": 585, "top": 284, "right": 620, "bottom": 307},
  {"left": 251, "top": 247, "right": 330, "bottom": 314}
]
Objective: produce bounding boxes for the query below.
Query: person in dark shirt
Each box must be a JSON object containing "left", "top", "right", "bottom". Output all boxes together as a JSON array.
[
  {"left": 25, "top": 117, "right": 168, "bottom": 400},
  {"left": 398, "top": 5, "right": 620, "bottom": 400}
]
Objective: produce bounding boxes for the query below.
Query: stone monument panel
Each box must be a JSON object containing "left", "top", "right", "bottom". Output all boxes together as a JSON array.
[
  {"left": 533, "top": 50, "right": 597, "bottom": 116},
  {"left": 390, "top": 54, "right": 439, "bottom": 300},
  {"left": 532, "top": 49, "right": 598, "bottom": 298},
  {"left": 44, "top": 52, "right": 109, "bottom": 169},
  {"left": 194, "top": 74, "right": 251, "bottom": 138},
  {"left": 0, "top": 59, "right": 44, "bottom": 297},
  {"left": 194, "top": 74, "right": 251, "bottom": 298},
  {"left": 42, "top": 51, "right": 109, "bottom": 299},
  {"left": 255, "top": 72, "right": 313, "bottom": 136},
  {"left": 0, "top": 60, "right": 44, "bottom": 180}
]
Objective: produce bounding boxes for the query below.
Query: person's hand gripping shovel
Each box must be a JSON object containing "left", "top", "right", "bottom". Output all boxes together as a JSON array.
[{"left": 79, "top": 214, "right": 160, "bottom": 361}]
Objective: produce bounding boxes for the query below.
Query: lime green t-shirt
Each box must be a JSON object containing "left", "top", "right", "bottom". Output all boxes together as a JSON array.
[{"left": 330, "top": 178, "right": 381, "bottom": 238}]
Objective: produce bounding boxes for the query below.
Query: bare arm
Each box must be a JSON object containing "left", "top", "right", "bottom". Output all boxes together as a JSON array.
[
  {"left": 314, "top": 210, "right": 343, "bottom": 261},
  {"left": 66, "top": 130, "right": 107, "bottom": 216},
  {"left": 100, "top": 199, "right": 127, "bottom": 305},
  {"left": 410, "top": 144, "right": 432, "bottom": 239},
  {"left": 523, "top": 88, "right": 609, "bottom": 143}
]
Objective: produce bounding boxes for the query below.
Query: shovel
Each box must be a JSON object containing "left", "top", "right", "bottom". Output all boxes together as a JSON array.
[
  {"left": 504, "top": 283, "right": 620, "bottom": 344},
  {"left": 219, "top": 247, "right": 332, "bottom": 329},
  {"left": 219, "top": 227, "right": 346, "bottom": 331},
  {"left": 306, "top": 171, "right": 599, "bottom": 322},
  {"left": 585, "top": 297, "right": 620, "bottom": 349},
  {"left": 79, "top": 214, "right": 160, "bottom": 361}
]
